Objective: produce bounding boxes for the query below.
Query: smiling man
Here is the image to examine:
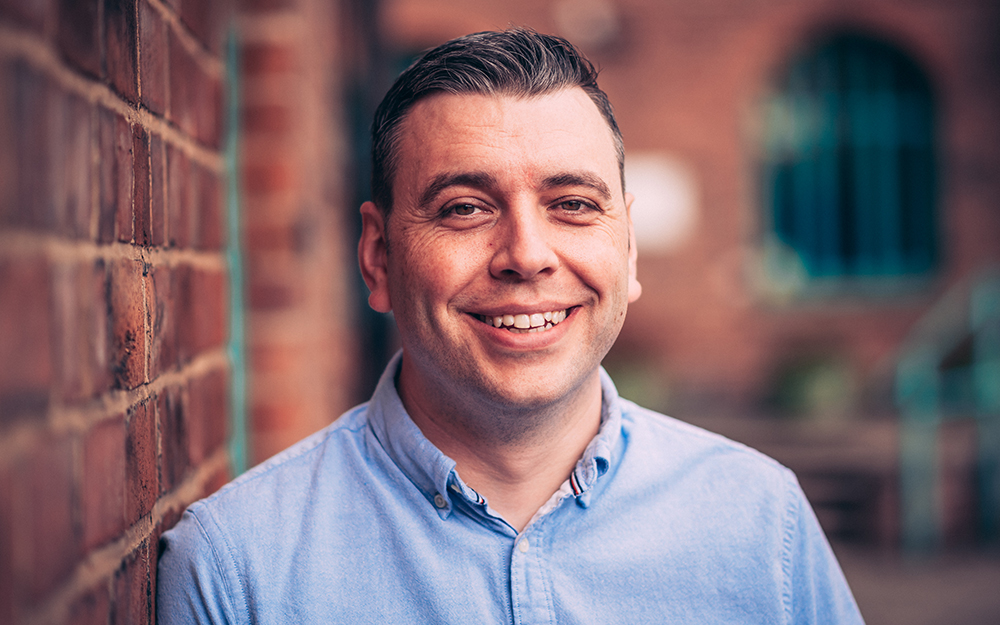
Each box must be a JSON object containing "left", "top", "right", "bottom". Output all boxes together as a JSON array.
[{"left": 157, "top": 29, "right": 864, "bottom": 624}]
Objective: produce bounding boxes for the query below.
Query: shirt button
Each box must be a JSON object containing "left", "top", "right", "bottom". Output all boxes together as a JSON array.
[
  {"left": 518, "top": 537, "right": 530, "bottom": 553},
  {"left": 434, "top": 493, "right": 447, "bottom": 508}
]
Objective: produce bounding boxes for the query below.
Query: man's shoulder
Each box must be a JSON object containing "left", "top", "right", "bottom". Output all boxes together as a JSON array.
[
  {"left": 183, "top": 402, "right": 373, "bottom": 528},
  {"left": 615, "top": 397, "right": 794, "bottom": 488}
]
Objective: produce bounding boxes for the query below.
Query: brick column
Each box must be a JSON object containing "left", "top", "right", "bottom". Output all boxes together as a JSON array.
[{"left": 0, "top": 1, "right": 232, "bottom": 622}]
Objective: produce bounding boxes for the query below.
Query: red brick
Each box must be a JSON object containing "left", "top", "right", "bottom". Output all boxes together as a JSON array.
[
  {"left": 0, "top": 256, "right": 52, "bottom": 422},
  {"left": 243, "top": 162, "right": 295, "bottom": 194},
  {"left": 158, "top": 386, "right": 188, "bottom": 493},
  {"left": 0, "top": 461, "right": 14, "bottom": 622},
  {"left": 82, "top": 415, "right": 126, "bottom": 550},
  {"left": 57, "top": 92, "right": 94, "bottom": 239},
  {"left": 203, "top": 461, "right": 231, "bottom": 498},
  {"left": 139, "top": 0, "right": 167, "bottom": 115},
  {"left": 186, "top": 369, "right": 228, "bottom": 465},
  {"left": 196, "top": 165, "right": 224, "bottom": 250},
  {"left": 3, "top": 62, "right": 53, "bottom": 230},
  {"left": 0, "top": 0, "right": 48, "bottom": 32},
  {"left": 242, "top": 43, "right": 298, "bottom": 75},
  {"left": 148, "top": 264, "right": 177, "bottom": 378},
  {"left": 249, "top": 282, "right": 296, "bottom": 310},
  {"left": 8, "top": 436, "right": 78, "bottom": 604},
  {"left": 245, "top": 223, "right": 297, "bottom": 251},
  {"left": 150, "top": 136, "right": 166, "bottom": 246},
  {"left": 133, "top": 125, "right": 152, "bottom": 246},
  {"left": 54, "top": 260, "right": 112, "bottom": 404},
  {"left": 70, "top": 584, "right": 112, "bottom": 625},
  {"left": 166, "top": 145, "right": 192, "bottom": 248},
  {"left": 177, "top": 266, "right": 227, "bottom": 361},
  {"left": 169, "top": 29, "right": 222, "bottom": 147},
  {"left": 243, "top": 104, "right": 292, "bottom": 133},
  {"left": 57, "top": 0, "right": 101, "bottom": 78},
  {"left": 179, "top": 0, "right": 226, "bottom": 54},
  {"left": 126, "top": 400, "right": 157, "bottom": 524},
  {"left": 114, "top": 540, "right": 151, "bottom": 625},
  {"left": 105, "top": 0, "right": 139, "bottom": 103},
  {"left": 96, "top": 109, "right": 124, "bottom": 243},
  {"left": 109, "top": 258, "right": 147, "bottom": 390}
]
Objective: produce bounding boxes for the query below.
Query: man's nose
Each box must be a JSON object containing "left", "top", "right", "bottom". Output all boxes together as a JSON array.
[{"left": 488, "top": 206, "right": 559, "bottom": 281}]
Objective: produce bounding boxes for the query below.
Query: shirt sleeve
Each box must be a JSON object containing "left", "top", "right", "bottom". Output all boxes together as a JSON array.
[
  {"left": 157, "top": 505, "right": 242, "bottom": 625},
  {"left": 782, "top": 471, "right": 866, "bottom": 625}
]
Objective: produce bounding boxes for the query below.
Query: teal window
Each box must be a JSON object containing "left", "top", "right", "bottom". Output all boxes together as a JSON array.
[{"left": 763, "top": 33, "right": 937, "bottom": 281}]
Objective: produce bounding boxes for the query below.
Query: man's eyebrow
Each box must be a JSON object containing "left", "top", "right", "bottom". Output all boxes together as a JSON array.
[
  {"left": 418, "top": 172, "right": 498, "bottom": 207},
  {"left": 540, "top": 172, "right": 612, "bottom": 201}
]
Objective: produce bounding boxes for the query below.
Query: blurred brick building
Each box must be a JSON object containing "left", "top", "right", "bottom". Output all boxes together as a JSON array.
[{"left": 1, "top": 0, "right": 998, "bottom": 623}]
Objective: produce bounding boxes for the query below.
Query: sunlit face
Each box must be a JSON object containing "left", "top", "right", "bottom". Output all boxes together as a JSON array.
[{"left": 359, "top": 88, "right": 641, "bottom": 417}]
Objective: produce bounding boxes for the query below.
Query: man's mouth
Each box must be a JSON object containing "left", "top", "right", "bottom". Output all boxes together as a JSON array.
[{"left": 474, "top": 309, "right": 569, "bottom": 333}]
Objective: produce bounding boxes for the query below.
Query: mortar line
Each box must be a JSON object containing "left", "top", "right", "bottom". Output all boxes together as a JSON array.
[
  {"left": 0, "top": 24, "right": 225, "bottom": 171},
  {"left": 21, "top": 448, "right": 230, "bottom": 625}
]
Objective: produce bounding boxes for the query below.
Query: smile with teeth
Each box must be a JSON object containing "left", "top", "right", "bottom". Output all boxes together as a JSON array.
[{"left": 476, "top": 310, "right": 568, "bottom": 333}]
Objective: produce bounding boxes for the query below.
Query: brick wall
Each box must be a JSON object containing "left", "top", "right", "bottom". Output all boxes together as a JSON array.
[{"left": 0, "top": 1, "right": 233, "bottom": 622}]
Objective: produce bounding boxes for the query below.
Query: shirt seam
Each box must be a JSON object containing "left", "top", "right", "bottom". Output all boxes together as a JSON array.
[
  {"left": 779, "top": 469, "right": 798, "bottom": 625},
  {"left": 190, "top": 503, "right": 250, "bottom": 625}
]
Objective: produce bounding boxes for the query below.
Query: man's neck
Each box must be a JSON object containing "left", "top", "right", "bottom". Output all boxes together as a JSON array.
[{"left": 397, "top": 360, "right": 604, "bottom": 533}]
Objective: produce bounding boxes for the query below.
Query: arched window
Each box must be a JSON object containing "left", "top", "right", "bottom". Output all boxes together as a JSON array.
[{"left": 763, "top": 33, "right": 937, "bottom": 283}]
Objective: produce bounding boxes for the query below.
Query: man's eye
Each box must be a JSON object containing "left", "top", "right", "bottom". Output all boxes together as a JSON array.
[
  {"left": 450, "top": 204, "right": 480, "bottom": 216},
  {"left": 558, "top": 200, "right": 593, "bottom": 212}
]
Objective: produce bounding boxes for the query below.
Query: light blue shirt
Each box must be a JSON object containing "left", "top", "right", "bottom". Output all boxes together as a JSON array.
[{"left": 157, "top": 353, "right": 864, "bottom": 624}]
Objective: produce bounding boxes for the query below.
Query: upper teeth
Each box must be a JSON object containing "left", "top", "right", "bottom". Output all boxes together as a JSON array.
[{"left": 484, "top": 310, "right": 567, "bottom": 331}]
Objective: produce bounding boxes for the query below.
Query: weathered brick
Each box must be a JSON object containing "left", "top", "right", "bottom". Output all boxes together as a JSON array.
[
  {"left": 54, "top": 260, "right": 112, "bottom": 403},
  {"left": 177, "top": 267, "right": 227, "bottom": 361},
  {"left": 57, "top": 0, "right": 101, "bottom": 78},
  {"left": 82, "top": 415, "right": 126, "bottom": 550},
  {"left": 4, "top": 62, "right": 52, "bottom": 230},
  {"left": 97, "top": 111, "right": 136, "bottom": 244},
  {"left": 109, "top": 258, "right": 146, "bottom": 390},
  {"left": 166, "top": 145, "right": 192, "bottom": 248},
  {"left": 57, "top": 92, "right": 93, "bottom": 239},
  {"left": 133, "top": 125, "right": 152, "bottom": 246},
  {"left": 158, "top": 386, "right": 188, "bottom": 493},
  {"left": 196, "top": 165, "right": 225, "bottom": 250},
  {"left": 148, "top": 264, "right": 177, "bottom": 378},
  {"left": 243, "top": 104, "right": 292, "bottom": 133},
  {"left": 249, "top": 282, "right": 295, "bottom": 310},
  {"left": 0, "top": 460, "right": 14, "bottom": 622},
  {"left": 126, "top": 400, "right": 157, "bottom": 524},
  {"left": 139, "top": 0, "right": 167, "bottom": 115},
  {"left": 186, "top": 369, "right": 228, "bottom": 465},
  {"left": 179, "top": 0, "right": 225, "bottom": 54},
  {"left": 114, "top": 540, "right": 151, "bottom": 625},
  {"left": 0, "top": 256, "right": 52, "bottom": 422},
  {"left": 70, "top": 583, "right": 112, "bottom": 625},
  {"left": 8, "top": 436, "right": 78, "bottom": 604},
  {"left": 169, "top": 29, "right": 222, "bottom": 147},
  {"left": 150, "top": 135, "right": 166, "bottom": 246},
  {"left": 105, "top": 0, "right": 139, "bottom": 103},
  {"left": 242, "top": 43, "right": 298, "bottom": 75}
]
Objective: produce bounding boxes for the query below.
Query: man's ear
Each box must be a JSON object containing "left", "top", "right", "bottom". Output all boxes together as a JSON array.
[
  {"left": 358, "top": 201, "right": 393, "bottom": 313},
  {"left": 625, "top": 192, "right": 642, "bottom": 303}
]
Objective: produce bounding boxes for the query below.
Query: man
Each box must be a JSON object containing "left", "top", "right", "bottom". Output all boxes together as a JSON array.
[{"left": 158, "top": 29, "right": 864, "bottom": 623}]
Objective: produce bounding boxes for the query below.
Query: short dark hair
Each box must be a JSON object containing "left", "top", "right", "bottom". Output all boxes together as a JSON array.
[{"left": 370, "top": 28, "right": 624, "bottom": 215}]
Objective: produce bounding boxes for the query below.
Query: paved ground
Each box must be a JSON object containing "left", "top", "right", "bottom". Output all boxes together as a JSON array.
[{"left": 833, "top": 543, "right": 1000, "bottom": 625}]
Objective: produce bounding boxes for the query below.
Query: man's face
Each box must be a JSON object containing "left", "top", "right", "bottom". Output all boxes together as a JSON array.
[{"left": 359, "top": 88, "right": 641, "bottom": 414}]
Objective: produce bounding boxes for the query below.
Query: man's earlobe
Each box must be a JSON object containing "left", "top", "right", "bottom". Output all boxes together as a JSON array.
[{"left": 358, "top": 201, "right": 393, "bottom": 313}]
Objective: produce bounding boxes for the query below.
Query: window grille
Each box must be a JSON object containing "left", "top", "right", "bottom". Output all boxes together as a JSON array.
[{"left": 763, "top": 33, "right": 937, "bottom": 281}]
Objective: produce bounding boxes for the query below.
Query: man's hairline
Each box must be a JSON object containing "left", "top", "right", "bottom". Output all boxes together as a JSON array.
[{"left": 375, "top": 87, "right": 627, "bottom": 219}]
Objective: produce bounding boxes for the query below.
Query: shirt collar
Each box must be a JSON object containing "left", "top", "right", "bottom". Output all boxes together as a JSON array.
[{"left": 366, "top": 351, "right": 623, "bottom": 518}]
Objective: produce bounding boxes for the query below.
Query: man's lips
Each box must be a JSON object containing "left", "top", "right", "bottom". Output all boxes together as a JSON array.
[{"left": 472, "top": 308, "right": 570, "bottom": 333}]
